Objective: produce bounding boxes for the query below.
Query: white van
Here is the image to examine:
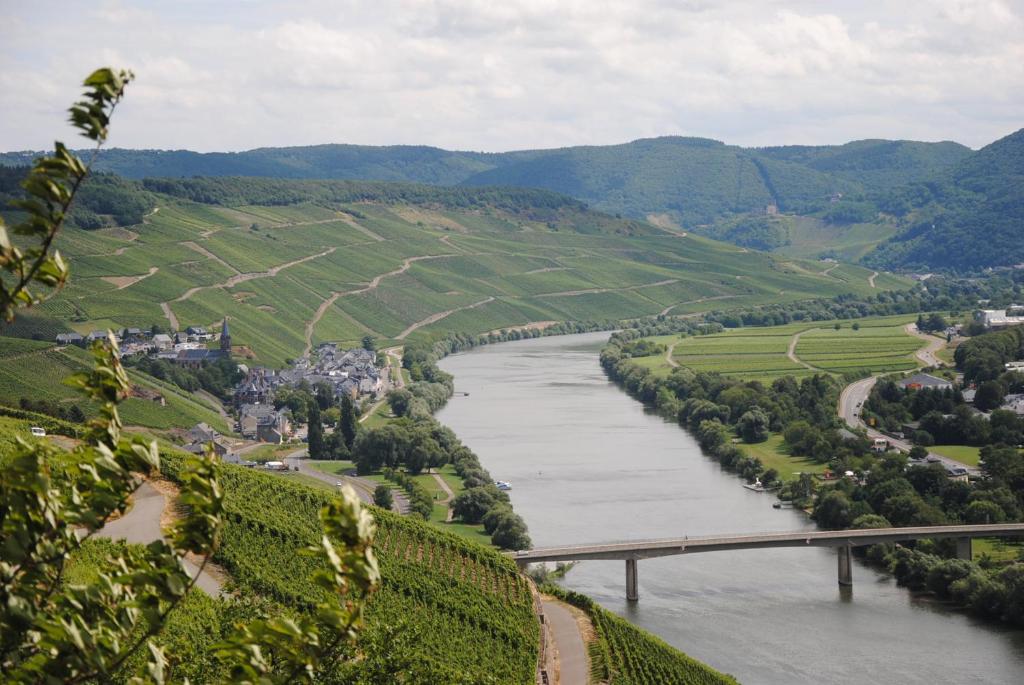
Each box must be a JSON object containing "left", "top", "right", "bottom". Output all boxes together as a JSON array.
[{"left": 30, "top": 427, "right": 46, "bottom": 437}]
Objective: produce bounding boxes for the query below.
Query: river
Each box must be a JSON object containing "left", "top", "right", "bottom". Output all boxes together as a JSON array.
[{"left": 436, "top": 331, "right": 1024, "bottom": 684}]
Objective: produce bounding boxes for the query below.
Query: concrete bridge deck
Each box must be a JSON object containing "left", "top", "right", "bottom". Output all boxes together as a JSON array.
[{"left": 511, "top": 523, "right": 1024, "bottom": 600}]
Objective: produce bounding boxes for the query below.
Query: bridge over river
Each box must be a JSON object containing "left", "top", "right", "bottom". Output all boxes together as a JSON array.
[{"left": 512, "top": 523, "right": 1024, "bottom": 601}]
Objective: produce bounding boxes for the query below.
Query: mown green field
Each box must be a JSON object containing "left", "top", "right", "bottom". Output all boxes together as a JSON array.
[
  {"left": 0, "top": 337, "right": 228, "bottom": 432},
  {"left": 635, "top": 314, "right": 926, "bottom": 382},
  {"left": 20, "top": 194, "right": 910, "bottom": 368},
  {"left": 736, "top": 434, "right": 829, "bottom": 481},
  {"left": 929, "top": 444, "right": 982, "bottom": 467}
]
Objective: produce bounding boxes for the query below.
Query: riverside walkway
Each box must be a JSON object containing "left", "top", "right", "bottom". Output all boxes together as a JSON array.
[{"left": 512, "top": 523, "right": 1024, "bottom": 600}]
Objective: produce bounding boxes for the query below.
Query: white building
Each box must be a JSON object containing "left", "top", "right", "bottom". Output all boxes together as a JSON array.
[{"left": 977, "top": 309, "right": 1024, "bottom": 329}]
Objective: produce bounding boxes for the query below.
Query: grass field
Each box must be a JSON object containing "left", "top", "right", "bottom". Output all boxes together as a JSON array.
[
  {"left": 635, "top": 314, "right": 927, "bottom": 382},
  {"left": 772, "top": 215, "right": 901, "bottom": 262},
  {"left": 973, "top": 537, "right": 1024, "bottom": 563},
  {"left": 736, "top": 434, "right": 829, "bottom": 481},
  {"left": 929, "top": 445, "right": 982, "bottom": 467},
  {"left": 12, "top": 194, "right": 910, "bottom": 368}
]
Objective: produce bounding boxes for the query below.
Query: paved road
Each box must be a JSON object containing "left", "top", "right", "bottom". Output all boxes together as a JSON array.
[
  {"left": 284, "top": 449, "right": 411, "bottom": 514},
  {"left": 838, "top": 376, "right": 979, "bottom": 475},
  {"left": 542, "top": 598, "right": 589, "bottom": 685},
  {"left": 95, "top": 482, "right": 224, "bottom": 597},
  {"left": 904, "top": 323, "right": 946, "bottom": 367}
]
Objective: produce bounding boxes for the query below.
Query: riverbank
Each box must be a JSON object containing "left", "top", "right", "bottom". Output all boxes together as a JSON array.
[
  {"left": 435, "top": 332, "right": 1024, "bottom": 684},
  {"left": 600, "top": 332, "right": 1024, "bottom": 628}
]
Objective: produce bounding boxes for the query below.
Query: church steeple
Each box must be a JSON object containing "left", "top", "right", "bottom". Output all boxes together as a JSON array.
[{"left": 220, "top": 317, "right": 231, "bottom": 354}]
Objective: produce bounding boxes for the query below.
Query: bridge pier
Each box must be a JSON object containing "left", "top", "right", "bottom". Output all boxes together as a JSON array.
[
  {"left": 626, "top": 558, "right": 639, "bottom": 602},
  {"left": 837, "top": 546, "right": 852, "bottom": 586},
  {"left": 956, "top": 537, "right": 972, "bottom": 561}
]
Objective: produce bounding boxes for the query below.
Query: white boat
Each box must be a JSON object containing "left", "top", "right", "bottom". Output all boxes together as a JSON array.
[
  {"left": 495, "top": 480, "right": 512, "bottom": 491},
  {"left": 742, "top": 478, "right": 765, "bottom": 492}
]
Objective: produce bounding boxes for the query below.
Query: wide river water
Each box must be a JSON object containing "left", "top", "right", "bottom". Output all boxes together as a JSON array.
[{"left": 436, "top": 331, "right": 1024, "bottom": 684}]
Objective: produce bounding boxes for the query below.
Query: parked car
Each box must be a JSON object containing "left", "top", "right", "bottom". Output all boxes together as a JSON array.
[{"left": 30, "top": 426, "right": 46, "bottom": 437}]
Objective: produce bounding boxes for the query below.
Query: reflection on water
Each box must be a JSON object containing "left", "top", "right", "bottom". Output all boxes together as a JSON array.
[{"left": 436, "top": 332, "right": 1024, "bottom": 684}]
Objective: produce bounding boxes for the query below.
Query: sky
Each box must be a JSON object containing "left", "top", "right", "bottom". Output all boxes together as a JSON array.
[{"left": 2, "top": 0, "right": 1023, "bottom": 153}]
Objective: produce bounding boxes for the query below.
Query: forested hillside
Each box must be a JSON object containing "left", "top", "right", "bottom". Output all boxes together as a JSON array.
[
  {"left": 865, "top": 128, "right": 1024, "bottom": 272},
  {"left": 4, "top": 175, "right": 905, "bottom": 367},
  {"left": 1, "top": 135, "right": 970, "bottom": 227},
  {"left": 756, "top": 139, "right": 972, "bottom": 191}
]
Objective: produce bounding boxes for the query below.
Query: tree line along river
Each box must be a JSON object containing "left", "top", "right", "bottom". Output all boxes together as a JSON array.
[{"left": 435, "top": 331, "right": 1024, "bottom": 685}]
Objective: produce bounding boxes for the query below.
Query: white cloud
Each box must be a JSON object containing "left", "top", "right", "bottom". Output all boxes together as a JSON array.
[{"left": 1, "top": 0, "right": 1022, "bottom": 152}]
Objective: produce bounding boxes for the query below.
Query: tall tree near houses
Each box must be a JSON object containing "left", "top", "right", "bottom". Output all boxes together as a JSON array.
[
  {"left": 307, "top": 398, "right": 326, "bottom": 459},
  {"left": 340, "top": 393, "right": 358, "bottom": 448}
]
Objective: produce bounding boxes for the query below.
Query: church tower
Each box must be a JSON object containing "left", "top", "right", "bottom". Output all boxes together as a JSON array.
[{"left": 220, "top": 317, "right": 231, "bottom": 355}]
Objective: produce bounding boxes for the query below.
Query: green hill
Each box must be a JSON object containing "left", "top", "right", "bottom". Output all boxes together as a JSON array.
[
  {"left": 755, "top": 139, "right": 972, "bottom": 191},
  {"left": 864, "top": 127, "right": 1024, "bottom": 272},
  {"left": 7, "top": 177, "right": 907, "bottom": 368},
  {"left": 1, "top": 136, "right": 970, "bottom": 229}
]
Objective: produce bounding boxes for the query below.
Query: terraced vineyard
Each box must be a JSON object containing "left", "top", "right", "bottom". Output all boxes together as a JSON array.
[
  {"left": 18, "top": 181, "right": 909, "bottom": 367},
  {"left": 635, "top": 314, "right": 925, "bottom": 382},
  {"left": 0, "top": 337, "right": 228, "bottom": 432},
  {"left": 547, "top": 586, "right": 737, "bottom": 684},
  {"left": 164, "top": 456, "right": 540, "bottom": 683}
]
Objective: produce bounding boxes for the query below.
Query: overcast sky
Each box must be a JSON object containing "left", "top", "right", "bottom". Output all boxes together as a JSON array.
[{"left": 2, "top": 0, "right": 1023, "bottom": 153}]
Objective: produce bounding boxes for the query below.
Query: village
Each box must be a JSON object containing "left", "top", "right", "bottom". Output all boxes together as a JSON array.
[{"left": 55, "top": 319, "right": 390, "bottom": 466}]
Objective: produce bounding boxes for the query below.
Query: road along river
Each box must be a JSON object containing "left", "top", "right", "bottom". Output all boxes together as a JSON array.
[{"left": 436, "top": 331, "right": 1024, "bottom": 684}]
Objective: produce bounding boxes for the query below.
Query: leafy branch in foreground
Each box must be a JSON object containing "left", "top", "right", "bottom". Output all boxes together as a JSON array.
[
  {"left": 0, "top": 68, "right": 379, "bottom": 684},
  {"left": 0, "top": 68, "right": 132, "bottom": 317}
]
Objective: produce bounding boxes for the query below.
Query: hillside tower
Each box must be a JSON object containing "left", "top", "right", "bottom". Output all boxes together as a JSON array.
[{"left": 220, "top": 317, "right": 231, "bottom": 355}]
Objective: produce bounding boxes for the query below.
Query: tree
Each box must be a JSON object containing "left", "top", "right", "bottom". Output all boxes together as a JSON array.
[
  {"left": 905, "top": 464, "right": 948, "bottom": 498},
  {"left": 813, "top": 491, "right": 854, "bottom": 529},
  {"left": 851, "top": 322, "right": 861, "bottom": 331},
  {"left": 340, "top": 394, "right": 358, "bottom": 448},
  {"left": 974, "top": 380, "right": 1006, "bottom": 412},
  {"left": 852, "top": 514, "right": 891, "bottom": 529},
  {"left": 926, "top": 313, "right": 949, "bottom": 333},
  {"left": 737, "top": 407, "right": 770, "bottom": 443},
  {"left": 387, "top": 388, "right": 413, "bottom": 417},
  {"left": 373, "top": 484, "right": 394, "bottom": 510},
  {"left": 451, "top": 487, "right": 497, "bottom": 524},
  {"left": 307, "top": 399, "right": 326, "bottom": 459},
  {"left": 482, "top": 505, "right": 515, "bottom": 535},
  {"left": 912, "top": 430, "right": 935, "bottom": 447},
  {"left": 0, "top": 68, "right": 379, "bottom": 683},
  {"left": 362, "top": 335, "right": 376, "bottom": 352},
  {"left": 491, "top": 515, "right": 531, "bottom": 550},
  {"left": 964, "top": 500, "right": 1006, "bottom": 524}
]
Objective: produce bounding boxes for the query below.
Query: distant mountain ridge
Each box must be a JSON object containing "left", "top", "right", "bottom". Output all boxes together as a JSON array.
[
  {"left": 0, "top": 135, "right": 971, "bottom": 227},
  {"left": 6, "top": 130, "right": 1023, "bottom": 272}
]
